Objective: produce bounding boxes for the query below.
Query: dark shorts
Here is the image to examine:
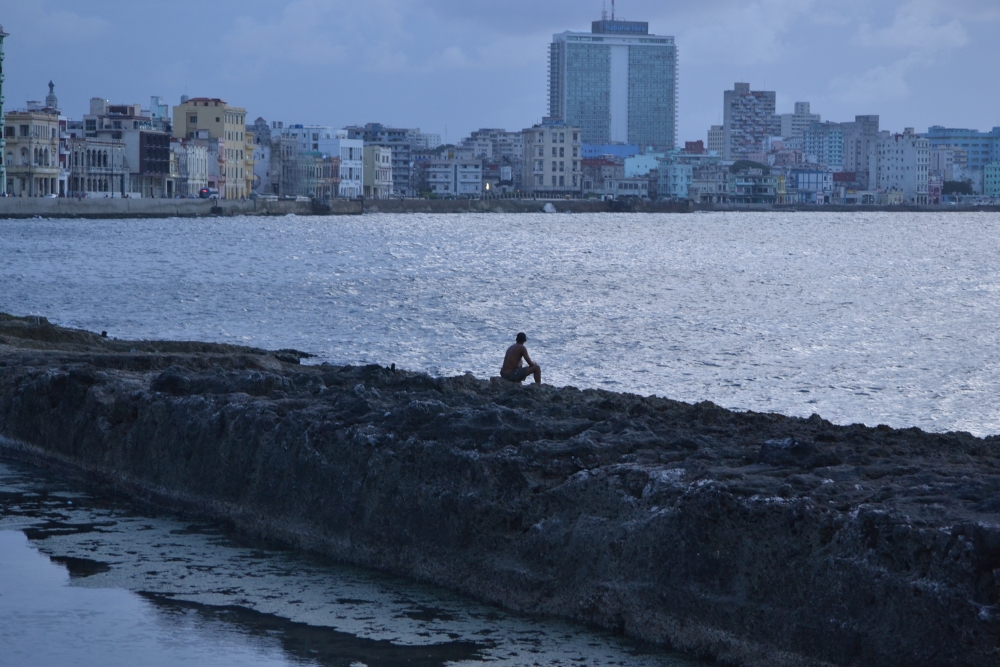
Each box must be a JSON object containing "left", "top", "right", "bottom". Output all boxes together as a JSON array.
[{"left": 501, "top": 367, "right": 530, "bottom": 383}]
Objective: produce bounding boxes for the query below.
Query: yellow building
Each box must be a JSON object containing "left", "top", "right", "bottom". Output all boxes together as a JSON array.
[
  {"left": 4, "top": 110, "right": 61, "bottom": 196},
  {"left": 172, "top": 98, "right": 254, "bottom": 199}
]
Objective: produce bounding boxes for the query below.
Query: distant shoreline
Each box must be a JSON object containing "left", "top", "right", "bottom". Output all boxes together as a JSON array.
[{"left": 0, "top": 197, "right": 998, "bottom": 219}]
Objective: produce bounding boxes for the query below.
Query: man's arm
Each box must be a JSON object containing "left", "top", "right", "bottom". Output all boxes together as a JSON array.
[{"left": 522, "top": 348, "right": 535, "bottom": 367}]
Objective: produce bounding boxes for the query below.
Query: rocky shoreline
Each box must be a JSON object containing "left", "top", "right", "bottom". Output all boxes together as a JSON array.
[{"left": 1, "top": 313, "right": 999, "bottom": 667}]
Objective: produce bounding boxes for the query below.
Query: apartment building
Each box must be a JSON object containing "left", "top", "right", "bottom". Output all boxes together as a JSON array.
[
  {"left": 172, "top": 97, "right": 253, "bottom": 198},
  {"left": 363, "top": 145, "right": 392, "bottom": 199},
  {"left": 521, "top": 121, "right": 583, "bottom": 196},
  {"left": 723, "top": 82, "right": 779, "bottom": 160},
  {"left": 870, "top": 128, "right": 930, "bottom": 204},
  {"left": 4, "top": 109, "right": 61, "bottom": 196}
]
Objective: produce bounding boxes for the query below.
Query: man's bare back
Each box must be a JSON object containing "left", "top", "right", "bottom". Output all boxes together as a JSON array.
[{"left": 500, "top": 333, "right": 541, "bottom": 384}]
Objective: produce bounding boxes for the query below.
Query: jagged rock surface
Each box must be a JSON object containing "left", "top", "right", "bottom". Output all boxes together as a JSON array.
[{"left": 1, "top": 314, "right": 999, "bottom": 667}]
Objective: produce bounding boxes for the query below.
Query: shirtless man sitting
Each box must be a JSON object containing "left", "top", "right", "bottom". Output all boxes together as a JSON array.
[{"left": 500, "top": 332, "right": 542, "bottom": 384}]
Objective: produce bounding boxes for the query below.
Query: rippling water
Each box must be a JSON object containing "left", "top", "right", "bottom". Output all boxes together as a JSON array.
[
  {"left": 2, "top": 211, "right": 999, "bottom": 435},
  {"left": 0, "top": 460, "right": 698, "bottom": 667}
]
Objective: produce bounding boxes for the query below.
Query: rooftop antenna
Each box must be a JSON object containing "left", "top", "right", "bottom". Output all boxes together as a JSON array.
[
  {"left": 612, "top": 0, "right": 616, "bottom": 20},
  {"left": 602, "top": 0, "right": 607, "bottom": 21}
]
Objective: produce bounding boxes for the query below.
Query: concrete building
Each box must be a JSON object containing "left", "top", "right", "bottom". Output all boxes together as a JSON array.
[
  {"left": 4, "top": 108, "right": 61, "bottom": 196},
  {"left": 522, "top": 121, "right": 583, "bottom": 196},
  {"left": 581, "top": 156, "right": 623, "bottom": 196},
  {"left": 803, "top": 121, "right": 844, "bottom": 170},
  {"left": 413, "top": 133, "right": 441, "bottom": 151},
  {"left": 363, "top": 145, "right": 392, "bottom": 199},
  {"left": 249, "top": 117, "right": 271, "bottom": 195},
  {"left": 172, "top": 97, "right": 253, "bottom": 199},
  {"left": 549, "top": 17, "right": 677, "bottom": 150},
  {"left": 870, "top": 128, "right": 930, "bottom": 204},
  {"left": 723, "top": 82, "right": 779, "bottom": 160},
  {"left": 726, "top": 166, "right": 778, "bottom": 204},
  {"left": 0, "top": 24, "right": 7, "bottom": 195},
  {"left": 345, "top": 124, "right": 423, "bottom": 197},
  {"left": 788, "top": 169, "right": 834, "bottom": 204},
  {"left": 279, "top": 125, "right": 362, "bottom": 198},
  {"left": 930, "top": 145, "right": 969, "bottom": 183},
  {"left": 86, "top": 98, "right": 177, "bottom": 198},
  {"left": 417, "top": 155, "right": 482, "bottom": 197},
  {"left": 840, "top": 115, "right": 880, "bottom": 188},
  {"left": 924, "top": 126, "right": 1000, "bottom": 171},
  {"left": 171, "top": 140, "right": 208, "bottom": 196},
  {"left": 985, "top": 162, "right": 1000, "bottom": 198},
  {"left": 707, "top": 125, "right": 724, "bottom": 155},
  {"left": 659, "top": 162, "right": 693, "bottom": 199},
  {"left": 67, "top": 138, "right": 129, "bottom": 197},
  {"left": 779, "top": 102, "right": 820, "bottom": 140}
]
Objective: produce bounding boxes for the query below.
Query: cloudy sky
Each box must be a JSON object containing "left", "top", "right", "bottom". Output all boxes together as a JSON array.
[{"left": 3, "top": 0, "right": 998, "bottom": 142}]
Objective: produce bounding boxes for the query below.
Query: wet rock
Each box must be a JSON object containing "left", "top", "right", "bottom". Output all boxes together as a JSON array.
[{"left": 2, "top": 316, "right": 1000, "bottom": 667}]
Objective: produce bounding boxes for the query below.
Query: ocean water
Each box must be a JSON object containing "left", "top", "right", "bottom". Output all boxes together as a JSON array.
[{"left": 2, "top": 211, "right": 999, "bottom": 435}]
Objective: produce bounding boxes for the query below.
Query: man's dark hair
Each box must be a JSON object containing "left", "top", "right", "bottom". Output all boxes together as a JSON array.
[{"left": 516, "top": 332, "right": 527, "bottom": 344}]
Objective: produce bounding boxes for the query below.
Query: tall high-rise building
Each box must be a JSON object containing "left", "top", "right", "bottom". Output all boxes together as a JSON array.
[
  {"left": 722, "top": 82, "right": 779, "bottom": 161},
  {"left": 548, "top": 18, "right": 677, "bottom": 150},
  {"left": 0, "top": 24, "right": 8, "bottom": 195},
  {"left": 840, "top": 115, "right": 880, "bottom": 187}
]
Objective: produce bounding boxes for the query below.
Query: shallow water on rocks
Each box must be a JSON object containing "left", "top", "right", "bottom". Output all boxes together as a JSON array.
[
  {"left": 2, "top": 211, "right": 999, "bottom": 435},
  {"left": 0, "top": 459, "right": 701, "bottom": 667}
]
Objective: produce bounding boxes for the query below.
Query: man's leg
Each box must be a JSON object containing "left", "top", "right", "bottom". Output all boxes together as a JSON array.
[{"left": 530, "top": 364, "right": 542, "bottom": 384}]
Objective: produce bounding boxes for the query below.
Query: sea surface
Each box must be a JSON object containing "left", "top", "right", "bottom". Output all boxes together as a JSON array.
[
  {"left": 2, "top": 211, "right": 998, "bottom": 664},
  {"left": 0, "top": 459, "right": 699, "bottom": 667},
  {"left": 2, "top": 211, "right": 999, "bottom": 435}
]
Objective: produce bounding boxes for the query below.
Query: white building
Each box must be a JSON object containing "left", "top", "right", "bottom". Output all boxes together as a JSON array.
[
  {"left": 280, "top": 125, "right": 363, "bottom": 197},
  {"left": 521, "top": 122, "right": 583, "bottom": 195},
  {"left": 420, "top": 158, "right": 483, "bottom": 197},
  {"left": 870, "top": 128, "right": 930, "bottom": 204},
  {"left": 171, "top": 140, "right": 209, "bottom": 196},
  {"left": 659, "top": 162, "right": 693, "bottom": 199}
]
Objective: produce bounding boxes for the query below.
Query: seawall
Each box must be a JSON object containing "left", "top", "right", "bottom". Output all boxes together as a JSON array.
[
  {"left": 0, "top": 197, "right": 692, "bottom": 219},
  {"left": 7, "top": 197, "right": 995, "bottom": 220},
  {"left": 1, "top": 314, "right": 999, "bottom": 667}
]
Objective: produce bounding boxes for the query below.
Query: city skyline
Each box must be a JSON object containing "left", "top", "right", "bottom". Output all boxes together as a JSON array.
[{"left": 3, "top": 0, "right": 1000, "bottom": 143}]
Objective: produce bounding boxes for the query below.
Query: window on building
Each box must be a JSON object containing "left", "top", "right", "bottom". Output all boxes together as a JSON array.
[{"left": 190, "top": 116, "right": 197, "bottom": 124}]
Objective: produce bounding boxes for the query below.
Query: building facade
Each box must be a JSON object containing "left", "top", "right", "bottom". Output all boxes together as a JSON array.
[
  {"left": 417, "top": 156, "right": 482, "bottom": 197},
  {"left": 549, "top": 18, "right": 677, "bottom": 150},
  {"left": 172, "top": 98, "right": 253, "bottom": 198},
  {"left": 870, "top": 128, "right": 930, "bottom": 204},
  {"left": 171, "top": 140, "right": 209, "bottom": 196},
  {"left": 722, "top": 82, "right": 779, "bottom": 161},
  {"left": 280, "top": 125, "right": 362, "bottom": 198},
  {"left": 840, "top": 115, "right": 880, "bottom": 188},
  {"left": 4, "top": 109, "right": 61, "bottom": 196},
  {"left": 707, "top": 125, "right": 724, "bottom": 155},
  {"left": 779, "top": 102, "right": 820, "bottom": 140},
  {"left": 924, "top": 126, "right": 1000, "bottom": 171},
  {"left": 522, "top": 121, "right": 583, "bottom": 196},
  {"left": 0, "top": 25, "right": 7, "bottom": 195},
  {"left": 344, "top": 123, "right": 425, "bottom": 197},
  {"left": 984, "top": 162, "right": 1000, "bottom": 198},
  {"left": 803, "top": 121, "right": 844, "bottom": 171},
  {"left": 363, "top": 145, "right": 392, "bottom": 199},
  {"left": 67, "top": 138, "right": 129, "bottom": 197}
]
